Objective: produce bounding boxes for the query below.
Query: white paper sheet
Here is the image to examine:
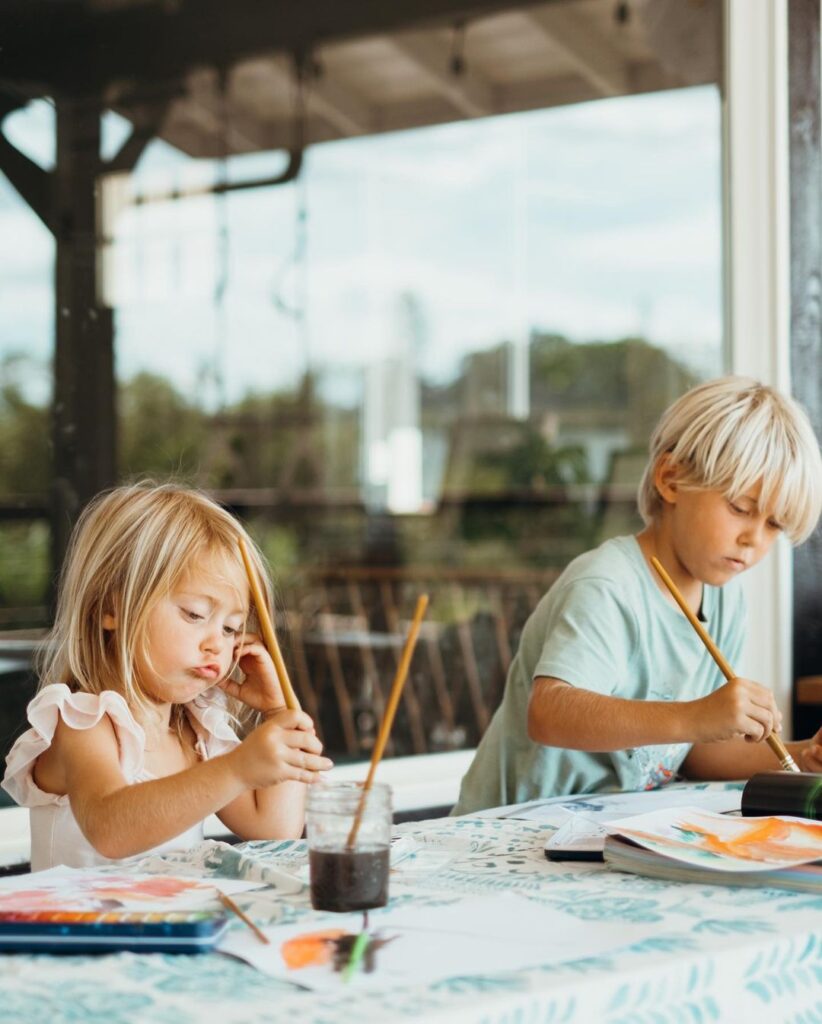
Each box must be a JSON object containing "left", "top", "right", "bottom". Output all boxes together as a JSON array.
[
  {"left": 0, "top": 865, "right": 264, "bottom": 911},
  {"left": 219, "top": 891, "right": 665, "bottom": 990},
  {"left": 501, "top": 784, "right": 742, "bottom": 828},
  {"left": 542, "top": 788, "right": 742, "bottom": 856}
]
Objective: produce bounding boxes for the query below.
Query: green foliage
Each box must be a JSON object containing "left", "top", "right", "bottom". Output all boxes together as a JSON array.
[
  {"left": 0, "top": 354, "right": 50, "bottom": 495},
  {"left": 0, "top": 521, "right": 50, "bottom": 618},
  {"left": 0, "top": 331, "right": 697, "bottom": 622},
  {"left": 118, "top": 372, "right": 208, "bottom": 481}
]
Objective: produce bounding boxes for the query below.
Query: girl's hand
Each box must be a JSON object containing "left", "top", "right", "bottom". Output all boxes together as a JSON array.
[
  {"left": 797, "top": 728, "right": 822, "bottom": 772},
  {"left": 688, "top": 677, "right": 782, "bottom": 744},
  {"left": 230, "top": 709, "right": 332, "bottom": 788},
  {"left": 217, "top": 632, "right": 285, "bottom": 714}
]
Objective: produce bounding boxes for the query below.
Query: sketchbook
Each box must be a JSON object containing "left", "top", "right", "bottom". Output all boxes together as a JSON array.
[
  {"left": 602, "top": 806, "right": 822, "bottom": 894},
  {"left": 539, "top": 785, "right": 743, "bottom": 861}
]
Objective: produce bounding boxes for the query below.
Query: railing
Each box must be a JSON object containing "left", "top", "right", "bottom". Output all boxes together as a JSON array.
[{"left": 276, "top": 564, "right": 559, "bottom": 760}]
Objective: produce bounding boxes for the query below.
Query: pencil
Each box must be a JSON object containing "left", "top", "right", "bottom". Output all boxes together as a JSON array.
[
  {"left": 650, "top": 555, "right": 799, "bottom": 773},
  {"left": 238, "top": 536, "right": 301, "bottom": 712},
  {"left": 217, "top": 889, "right": 270, "bottom": 945}
]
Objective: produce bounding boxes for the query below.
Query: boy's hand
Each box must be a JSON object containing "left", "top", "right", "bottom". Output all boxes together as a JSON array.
[
  {"left": 796, "top": 728, "right": 822, "bottom": 772},
  {"left": 688, "top": 677, "right": 782, "bottom": 744},
  {"left": 217, "top": 632, "right": 286, "bottom": 714},
  {"left": 230, "top": 709, "right": 332, "bottom": 788}
]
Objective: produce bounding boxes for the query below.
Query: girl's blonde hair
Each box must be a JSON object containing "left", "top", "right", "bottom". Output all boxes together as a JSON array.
[
  {"left": 638, "top": 376, "right": 822, "bottom": 543},
  {"left": 38, "top": 482, "right": 273, "bottom": 730}
]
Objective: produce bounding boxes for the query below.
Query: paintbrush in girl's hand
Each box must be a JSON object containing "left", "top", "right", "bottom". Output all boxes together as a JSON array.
[{"left": 238, "top": 537, "right": 300, "bottom": 712}]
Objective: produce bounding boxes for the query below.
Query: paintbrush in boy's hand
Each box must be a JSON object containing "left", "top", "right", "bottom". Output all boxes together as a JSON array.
[{"left": 651, "top": 556, "right": 799, "bottom": 772}]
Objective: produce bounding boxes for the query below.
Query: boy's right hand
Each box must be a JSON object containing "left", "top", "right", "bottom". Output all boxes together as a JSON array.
[
  {"left": 231, "top": 709, "right": 333, "bottom": 788},
  {"left": 688, "top": 677, "right": 782, "bottom": 744}
]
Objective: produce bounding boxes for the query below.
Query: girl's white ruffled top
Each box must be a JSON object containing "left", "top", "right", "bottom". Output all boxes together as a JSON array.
[{"left": 1, "top": 683, "right": 240, "bottom": 871}]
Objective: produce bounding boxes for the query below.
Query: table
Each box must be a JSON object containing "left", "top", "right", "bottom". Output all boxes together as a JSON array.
[{"left": 1, "top": 801, "right": 820, "bottom": 1023}]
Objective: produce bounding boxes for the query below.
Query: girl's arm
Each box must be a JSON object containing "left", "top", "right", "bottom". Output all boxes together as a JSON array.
[
  {"left": 527, "top": 675, "right": 781, "bottom": 751},
  {"left": 49, "top": 709, "right": 329, "bottom": 859},
  {"left": 215, "top": 780, "right": 307, "bottom": 840}
]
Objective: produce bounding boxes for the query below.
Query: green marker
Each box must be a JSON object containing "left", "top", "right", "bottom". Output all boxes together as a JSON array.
[{"left": 343, "top": 930, "right": 370, "bottom": 983}]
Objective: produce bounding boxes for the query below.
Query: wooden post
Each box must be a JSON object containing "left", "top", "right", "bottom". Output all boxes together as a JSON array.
[{"left": 52, "top": 95, "right": 116, "bottom": 577}]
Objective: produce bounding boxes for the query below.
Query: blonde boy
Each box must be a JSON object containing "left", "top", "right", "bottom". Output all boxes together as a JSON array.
[{"left": 453, "top": 377, "right": 822, "bottom": 814}]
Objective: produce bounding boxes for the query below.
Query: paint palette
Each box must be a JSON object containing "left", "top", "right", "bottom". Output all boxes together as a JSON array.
[{"left": 0, "top": 909, "right": 229, "bottom": 954}]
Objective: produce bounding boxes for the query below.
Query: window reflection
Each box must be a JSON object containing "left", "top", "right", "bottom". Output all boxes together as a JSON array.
[{"left": 0, "top": 81, "right": 723, "bottom": 761}]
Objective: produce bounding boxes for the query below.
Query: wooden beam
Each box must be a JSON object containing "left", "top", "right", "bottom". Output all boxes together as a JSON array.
[
  {"left": 255, "top": 57, "right": 373, "bottom": 139},
  {"left": 0, "top": 127, "right": 53, "bottom": 231},
  {"left": 390, "top": 29, "right": 495, "bottom": 118},
  {"left": 524, "top": 5, "right": 629, "bottom": 97},
  {"left": 0, "top": 0, "right": 550, "bottom": 97},
  {"left": 105, "top": 99, "right": 169, "bottom": 173},
  {"left": 52, "top": 96, "right": 116, "bottom": 577}
]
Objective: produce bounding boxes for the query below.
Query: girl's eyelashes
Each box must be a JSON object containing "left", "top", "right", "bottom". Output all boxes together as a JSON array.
[{"left": 182, "top": 608, "right": 205, "bottom": 622}]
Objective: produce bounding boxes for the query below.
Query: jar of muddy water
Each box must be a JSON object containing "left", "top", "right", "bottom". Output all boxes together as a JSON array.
[{"left": 305, "top": 781, "right": 392, "bottom": 913}]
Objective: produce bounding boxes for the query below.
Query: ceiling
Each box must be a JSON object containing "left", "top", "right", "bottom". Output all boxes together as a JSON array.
[{"left": 0, "top": 0, "right": 721, "bottom": 160}]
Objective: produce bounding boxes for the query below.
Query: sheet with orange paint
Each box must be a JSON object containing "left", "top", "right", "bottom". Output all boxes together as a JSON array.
[
  {"left": 0, "top": 865, "right": 264, "bottom": 913},
  {"left": 605, "top": 807, "right": 822, "bottom": 872},
  {"left": 220, "top": 892, "right": 667, "bottom": 990}
]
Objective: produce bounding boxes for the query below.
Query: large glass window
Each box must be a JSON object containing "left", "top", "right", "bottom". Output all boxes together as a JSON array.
[{"left": 0, "top": 1, "right": 725, "bottom": 767}]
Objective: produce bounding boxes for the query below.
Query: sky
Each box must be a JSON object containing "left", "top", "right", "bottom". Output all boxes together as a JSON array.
[{"left": 0, "top": 84, "right": 724, "bottom": 408}]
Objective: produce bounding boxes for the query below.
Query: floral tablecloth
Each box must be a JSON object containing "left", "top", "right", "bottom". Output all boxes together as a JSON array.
[{"left": 1, "top": 799, "right": 820, "bottom": 1024}]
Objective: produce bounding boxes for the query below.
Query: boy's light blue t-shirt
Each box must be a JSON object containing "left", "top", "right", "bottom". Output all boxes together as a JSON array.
[{"left": 453, "top": 535, "right": 745, "bottom": 814}]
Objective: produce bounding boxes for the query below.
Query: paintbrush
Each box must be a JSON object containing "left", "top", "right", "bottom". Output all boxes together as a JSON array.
[{"left": 651, "top": 555, "right": 799, "bottom": 773}]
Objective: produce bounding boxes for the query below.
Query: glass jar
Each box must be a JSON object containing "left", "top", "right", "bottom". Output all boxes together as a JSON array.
[{"left": 305, "top": 781, "right": 392, "bottom": 912}]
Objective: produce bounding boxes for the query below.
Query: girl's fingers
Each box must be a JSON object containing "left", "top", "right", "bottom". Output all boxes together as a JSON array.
[
  {"left": 288, "top": 752, "right": 333, "bottom": 773},
  {"left": 235, "top": 642, "right": 268, "bottom": 661},
  {"left": 283, "top": 730, "right": 324, "bottom": 755}
]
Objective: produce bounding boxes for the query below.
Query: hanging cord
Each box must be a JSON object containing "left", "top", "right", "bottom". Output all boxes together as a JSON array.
[
  {"left": 450, "top": 20, "right": 467, "bottom": 76},
  {"left": 271, "top": 52, "right": 310, "bottom": 375},
  {"left": 212, "top": 65, "right": 230, "bottom": 410}
]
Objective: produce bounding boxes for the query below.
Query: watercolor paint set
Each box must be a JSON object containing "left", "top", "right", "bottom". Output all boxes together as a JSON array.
[{"left": 0, "top": 909, "right": 229, "bottom": 954}]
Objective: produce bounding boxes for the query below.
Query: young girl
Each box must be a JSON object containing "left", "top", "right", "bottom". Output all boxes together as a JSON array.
[{"left": 2, "top": 483, "right": 332, "bottom": 870}]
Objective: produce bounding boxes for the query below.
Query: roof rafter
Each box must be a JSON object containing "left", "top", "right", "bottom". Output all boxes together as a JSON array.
[
  {"left": 390, "top": 29, "right": 496, "bottom": 118},
  {"left": 524, "top": 5, "right": 629, "bottom": 97},
  {"left": 261, "top": 57, "right": 373, "bottom": 138}
]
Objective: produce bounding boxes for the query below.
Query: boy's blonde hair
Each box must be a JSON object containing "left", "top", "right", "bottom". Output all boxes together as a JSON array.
[
  {"left": 638, "top": 376, "right": 822, "bottom": 543},
  {"left": 38, "top": 482, "right": 273, "bottom": 730}
]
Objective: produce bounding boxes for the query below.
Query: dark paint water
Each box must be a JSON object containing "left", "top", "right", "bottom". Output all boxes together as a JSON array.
[{"left": 309, "top": 847, "right": 390, "bottom": 912}]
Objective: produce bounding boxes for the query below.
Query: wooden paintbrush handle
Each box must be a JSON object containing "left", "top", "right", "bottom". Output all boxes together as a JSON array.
[
  {"left": 650, "top": 556, "right": 799, "bottom": 774},
  {"left": 238, "top": 537, "right": 301, "bottom": 712},
  {"left": 346, "top": 594, "right": 429, "bottom": 848}
]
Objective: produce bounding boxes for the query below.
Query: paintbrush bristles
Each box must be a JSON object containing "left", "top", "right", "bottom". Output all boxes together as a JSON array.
[
  {"left": 650, "top": 556, "right": 799, "bottom": 773},
  {"left": 346, "top": 594, "right": 429, "bottom": 848},
  {"left": 238, "top": 537, "right": 300, "bottom": 712}
]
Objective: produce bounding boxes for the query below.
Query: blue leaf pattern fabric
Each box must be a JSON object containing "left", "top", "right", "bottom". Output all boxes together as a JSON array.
[{"left": 0, "top": 782, "right": 819, "bottom": 1022}]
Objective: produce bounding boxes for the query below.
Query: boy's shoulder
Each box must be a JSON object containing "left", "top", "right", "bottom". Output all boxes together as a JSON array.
[{"left": 553, "top": 535, "right": 642, "bottom": 593}]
